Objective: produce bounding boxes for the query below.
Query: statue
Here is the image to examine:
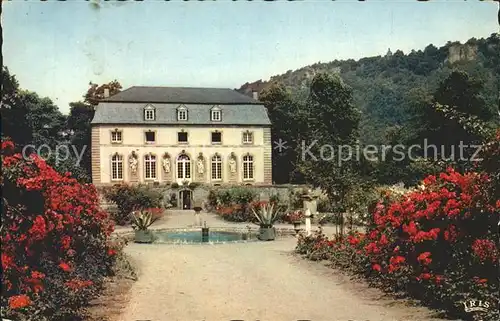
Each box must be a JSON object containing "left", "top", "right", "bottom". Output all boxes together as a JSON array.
[
  {"left": 162, "top": 157, "right": 171, "bottom": 173},
  {"left": 197, "top": 159, "right": 204, "bottom": 174},
  {"left": 129, "top": 155, "right": 138, "bottom": 174},
  {"left": 229, "top": 157, "right": 236, "bottom": 173}
]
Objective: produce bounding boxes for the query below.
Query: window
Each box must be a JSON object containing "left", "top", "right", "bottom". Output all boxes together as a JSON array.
[
  {"left": 177, "top": 132, "right": 188, "bottom": 143},
  {"left": 144, "top": 154, "right": 157, "bottom": 179},
  {"left": 177, "top": 106, "right": 188, "bottom": 121},
  {"left": 211, "top": 107, "right": 221, "bottom": 121},
  {"left": 144, "top": 105, "right": 156, "bottom": 121},
  {"left": 243, "top": 154, "right": 254, "bottom": 180},
  {"left": 145, "top": 131, "right": 156, "bottom": 144},
  {"left": 243, "top": 131, "right": 253, "bottom": 144},
  {"left": 177, "top": 154, "right": 191, "bottom": 179},
  {"left": 211, "top": 154, "right": 222, "bottom": 180},
  {"left": 111, "top": 130, "right": 122, "bottom": 143},
  {"left": 111, "top": 154, "right": 123, "bottom": 180},
  {"left": 211, "top": 132, "right": 222, "bottom": 144}
]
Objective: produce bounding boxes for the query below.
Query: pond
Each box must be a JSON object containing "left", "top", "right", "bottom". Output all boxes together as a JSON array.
[{"left": 154, "top": 230, "right": 257, "bottom": 244}]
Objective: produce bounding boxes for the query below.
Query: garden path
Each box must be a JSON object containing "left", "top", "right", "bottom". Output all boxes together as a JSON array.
[{"left": 118, "top": 213, "right": 448, "bottom": 321}]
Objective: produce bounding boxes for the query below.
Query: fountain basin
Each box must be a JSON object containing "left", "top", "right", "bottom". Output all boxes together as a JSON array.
[{"left": 154, "top": 229, "right": 257, "bottom": 244}]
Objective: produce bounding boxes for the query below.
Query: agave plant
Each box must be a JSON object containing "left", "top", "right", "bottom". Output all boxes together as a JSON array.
[
  {"left": 130, "top": 209, "right": 160, "bottom": 230},
  {"left": 251, "top": 202, "right": 283, "bottom": 227}
]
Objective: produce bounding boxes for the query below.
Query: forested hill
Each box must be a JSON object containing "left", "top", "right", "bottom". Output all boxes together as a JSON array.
[{"left": 237, "top": 34, "right": 500, "bottom": 144}]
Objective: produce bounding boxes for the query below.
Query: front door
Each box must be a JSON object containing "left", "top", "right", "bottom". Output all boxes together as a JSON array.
[{"left": 180, "top": 190, "right": 191, "bottom": 210}]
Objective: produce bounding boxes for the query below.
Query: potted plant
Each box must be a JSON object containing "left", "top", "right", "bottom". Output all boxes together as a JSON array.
[
  {"left": 288, "top": 210, "right": 304, "bottom": 233},
  {"left": 131, "top": 209, "right": 160, "bottom": 243},
  {"left": 251, "top": 202, "right": 283, "bottom": 241}
]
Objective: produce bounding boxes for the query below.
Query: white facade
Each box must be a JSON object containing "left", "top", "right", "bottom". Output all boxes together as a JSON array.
[{"left": 91, "top": 125, "right": 272, "bottom": 186}]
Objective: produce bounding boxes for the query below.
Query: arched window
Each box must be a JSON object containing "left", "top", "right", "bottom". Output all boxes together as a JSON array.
[
  {"left": 111, "top": 154, "right": 123, "bottom": 180},
  {"left": 243, "top": 154, "right": 254, "bottom": 180},
  {"left": 177, "top": 154, "right": 191, "bottom": 179},
  {"left": 144, "top": 154, "right": 157, "bottom": 179},
  {"left": 211, "top": 154, "right": 222, "bottom": 180},
  {"left": 144, "top": 105, "right": 156, "bottom": 121}
]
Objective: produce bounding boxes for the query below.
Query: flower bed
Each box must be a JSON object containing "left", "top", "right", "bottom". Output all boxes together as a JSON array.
[
  {"left": 1, "top": 140, "right": 120, "bottom": 320},
  {"left": 296, "top": 167, "right": 499, "bottom": 320},
  {"left": 215, "top": 203, "right": 257, "bottom": 223}
]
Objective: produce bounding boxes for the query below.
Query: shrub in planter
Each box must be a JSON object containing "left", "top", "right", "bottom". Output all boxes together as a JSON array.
[
  {"left": 171, "top": 182, "right": 179, "bottom": 189},
  {"left": 1, "top": 140, "right": 118, "bottom": 321},
  {"left": 102, "top": 184, "right": 162, "bottom": 225},
  {"left": 130, "top": 208, "right": 162, "bottom": 243},
  {"left": 284, "top": 210, "right": 305, "bottom": 224},
  {"left": 251, "top": 202, "right": 284, "bottom": 241}
]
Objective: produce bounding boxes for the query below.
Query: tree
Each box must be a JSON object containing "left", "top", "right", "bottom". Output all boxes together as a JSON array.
[
  {"left": 66, "top": 80, "right": 122, "bottom": 177},
  {"left": 1, "top": 67, "right": 32, "bottom": 148},
  {"left": 84, "top": 80, "right": 122, "bottom": 106},
  {"left": 407, "top": 71, "right": 494, "bottom": 170},
  {"left": 20, "top": 91, "right": 66, "bottom": 149},
  {"left": 259, "top": 83, "right": 306, "bottom": 184},
  {"left": 296, "top": 73, "right": 364, "bottom": 236}
]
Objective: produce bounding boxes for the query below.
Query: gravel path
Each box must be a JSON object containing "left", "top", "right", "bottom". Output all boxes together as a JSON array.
[{"left": 121, "top": 237, "right": 446, "bottom": 321}]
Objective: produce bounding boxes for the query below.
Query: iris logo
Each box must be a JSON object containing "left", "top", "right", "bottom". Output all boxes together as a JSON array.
[{"left": 462, "top": 299, "right": 491, "bottom": 313}]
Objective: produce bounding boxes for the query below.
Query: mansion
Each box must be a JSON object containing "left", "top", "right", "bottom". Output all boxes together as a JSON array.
[{"left": 90, "top": 86, "right": 272, "bottom": 187}]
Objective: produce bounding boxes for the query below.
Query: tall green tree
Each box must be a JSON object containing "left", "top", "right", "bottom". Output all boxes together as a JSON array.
[
  {"left": 407, "top": 70, "right": 494, "bottom": 169},
  {"left": 1, "top": 67, "right": 32, "bottom": 148},
  {"left": 259, "top": 83, "right": 306, "bottom": 184},
  {"left": 21, "top": 91, "right": 66, "bottom": 149},
  {"left": 296, "top": 73, "right": 364, "bottom": 233}
]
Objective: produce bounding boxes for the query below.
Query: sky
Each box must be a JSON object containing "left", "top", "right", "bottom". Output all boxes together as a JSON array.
[{"left": 3, "top": 0, "right": 499, "bottom": 114}]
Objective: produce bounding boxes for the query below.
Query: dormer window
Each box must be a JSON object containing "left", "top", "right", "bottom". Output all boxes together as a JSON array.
[
  {"left": 211, "top": 106, "right": 221, "bottom": 122},
  {"left": 144, "top": 105, "right": 156, "bottom": 121},
  {"left": 177, "top": 105, "right": 188, "bottom": 121}
]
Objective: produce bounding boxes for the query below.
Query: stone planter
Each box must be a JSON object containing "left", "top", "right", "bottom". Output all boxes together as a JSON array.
[
  {"left": 293, "top": 222, "right": 301, "bottom": 234},
  {"left": 258, "top": 225, "right": 276, "bottom": 241},
  {"left": 134, "top": 229, "right": 154, "bottom": 243}
]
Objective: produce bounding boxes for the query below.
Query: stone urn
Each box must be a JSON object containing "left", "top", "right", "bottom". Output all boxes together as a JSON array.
[{"left": 293, "top": 221, "right": 301, "bottom": 234}]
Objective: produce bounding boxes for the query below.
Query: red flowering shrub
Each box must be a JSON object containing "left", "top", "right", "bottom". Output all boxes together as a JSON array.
[
  {"left": 296, "top": 165, "right": 499, "bottom": 320},
  {"left": 1, "top": 140, "right": 119, "bottom": 320},
  {"left": 284, "top": 210, "right": 305, "bottom": 223}
]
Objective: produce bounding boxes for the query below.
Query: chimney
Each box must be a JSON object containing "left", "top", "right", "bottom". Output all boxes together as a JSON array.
[
  {"left": 104, "top": 88, "right": 110, "bottom": 98},
  {"left": 252, "top": 90, "right": 258, "bottom": 100}
]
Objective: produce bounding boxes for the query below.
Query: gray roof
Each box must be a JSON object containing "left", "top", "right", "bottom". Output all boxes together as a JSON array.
[
  {"left": 102, "top": 86, "right": 260, "bottom": 104},
  {"left": 91, "top": 102, "right": 271, "bottom": 126}
]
